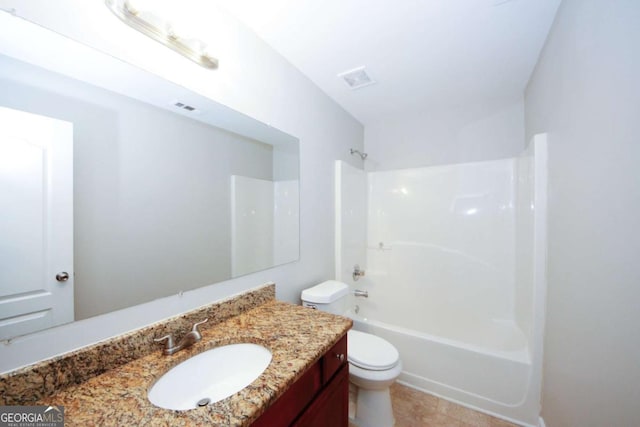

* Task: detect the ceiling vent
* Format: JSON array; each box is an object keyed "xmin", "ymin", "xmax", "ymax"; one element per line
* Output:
[
  {"xmin": 338, "ymin": 66, "xmax": 376, "ymax": 90},
  {"xmin": 172, "ymin": 101, "xmax": 199, "ymax": 113}
]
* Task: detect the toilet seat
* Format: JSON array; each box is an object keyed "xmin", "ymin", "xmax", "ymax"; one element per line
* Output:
[
  {"xmin": 349, "ymin": 359, "xmax": 404, "ymax": 390},
  {"xmin": 348, "ymin": 330, "xmax": 399, "ymax": 371}
]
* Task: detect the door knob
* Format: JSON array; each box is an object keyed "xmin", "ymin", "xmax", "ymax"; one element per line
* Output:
[{"xmin": 56, "ymin": 272, "xmax": 70, "ymax": 282}]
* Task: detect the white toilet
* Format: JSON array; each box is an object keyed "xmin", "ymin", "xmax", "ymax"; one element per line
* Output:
[{"xmin": 301, "ymin": 281, "xmax": 402, "ymax": 427}]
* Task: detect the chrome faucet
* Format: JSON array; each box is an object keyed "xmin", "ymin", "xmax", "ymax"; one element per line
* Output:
[{"xmin": 154, "ymin": 318, "xmax": 208, "ymax": 355}]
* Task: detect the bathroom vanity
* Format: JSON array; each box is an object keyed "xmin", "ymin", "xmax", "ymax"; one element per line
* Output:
[{"xmin": 0, "ymin": 284, "xmax": 351, "ymax": 426}]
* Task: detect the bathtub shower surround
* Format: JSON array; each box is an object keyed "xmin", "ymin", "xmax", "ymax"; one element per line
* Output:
[
  {"xmin": 366, "ymin": 159, "xmax": 519, "ymax": 342},
  {"xmin": 335, "ymin": 135, "xmax": 547, "ymax": 426}
]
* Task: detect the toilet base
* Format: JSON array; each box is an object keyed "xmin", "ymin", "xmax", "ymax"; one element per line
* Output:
[{"xmin": 352, "ymin": 385, "xmax": 395, "ymax": 427}]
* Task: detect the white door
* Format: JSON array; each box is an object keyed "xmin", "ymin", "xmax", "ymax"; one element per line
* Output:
[{"xmin": 0, "ymin": 106, "xmax": 73, "ymax": 340}]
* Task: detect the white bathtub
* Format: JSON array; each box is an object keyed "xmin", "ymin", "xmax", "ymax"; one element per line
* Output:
[{"xmin": 348, "ymin": 308, "xmax": 539, "ymax": 426}]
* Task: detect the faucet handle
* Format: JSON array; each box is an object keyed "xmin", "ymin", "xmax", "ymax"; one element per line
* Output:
[
  {"xmin": 154, "ymin": 334, "xmax": 174, "ymax": 350},
  {"xmin": 352, "ymin": 264, "xmax": 366, "ymax": 281},
  {"xmin": 191, "ymin": 318, "xmax": 209, "ymax": 334}
]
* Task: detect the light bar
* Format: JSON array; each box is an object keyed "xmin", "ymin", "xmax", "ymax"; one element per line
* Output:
[{"xmin": 105, "ymin": 0, "xmax": 218, "ymax": 69}]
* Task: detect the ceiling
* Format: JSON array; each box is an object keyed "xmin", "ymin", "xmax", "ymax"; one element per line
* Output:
[{"xmin": 215, "ymin": 0, "xmax": 561, "ymax": 125}]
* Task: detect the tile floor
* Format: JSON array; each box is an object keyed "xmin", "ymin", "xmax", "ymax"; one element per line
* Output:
[{"xmin": 349, "ymin": 383, "xmax": 520, "ymax": 427}]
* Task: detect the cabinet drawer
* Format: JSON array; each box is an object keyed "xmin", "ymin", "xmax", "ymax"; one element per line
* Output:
[{"xmin": 322, "ymin": 334, "xmax": 348, "ymax": 384}]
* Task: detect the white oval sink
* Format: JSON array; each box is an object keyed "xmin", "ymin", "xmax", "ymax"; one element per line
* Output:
[{"xmin": 148, "ymin": 343, "xmax": 272, "ymax": 410}]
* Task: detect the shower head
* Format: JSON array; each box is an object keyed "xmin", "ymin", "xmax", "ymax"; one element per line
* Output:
[{"xmin": 350, "ymin": 148, "xmax": 368, "ymax": 160}]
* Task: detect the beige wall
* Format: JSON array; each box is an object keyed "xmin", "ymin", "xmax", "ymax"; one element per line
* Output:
[{"xmin": 525, "ymin": 1, "xmax": 640, "ymax": 426}]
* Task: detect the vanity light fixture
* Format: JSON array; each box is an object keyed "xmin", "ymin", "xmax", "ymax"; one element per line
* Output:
[{"xmin": 105, "ymin": 0, "xmax": 218, "ymax": 69}]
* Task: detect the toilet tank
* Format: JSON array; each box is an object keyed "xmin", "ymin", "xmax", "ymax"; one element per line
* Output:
[{"xmin": 301, "ymin": 280, "xmax": 349, "ymax": 315}]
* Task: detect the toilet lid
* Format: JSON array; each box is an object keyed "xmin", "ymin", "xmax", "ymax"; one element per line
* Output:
[{"xmin": 347, "ymin": 330, "xmax": 399, "ymax": 371}]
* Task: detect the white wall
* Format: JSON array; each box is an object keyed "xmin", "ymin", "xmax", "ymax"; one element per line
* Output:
[
  {"xmin": 0, "ymin": 1, "xmax": 363, "ymax": 372},
  {"xmin": 364, "ymin": 98, "xmax": 524, "ymax": 171},
  {"xmin": 525, "ymin": 1, "xmax": 640, "ymax": 426}
]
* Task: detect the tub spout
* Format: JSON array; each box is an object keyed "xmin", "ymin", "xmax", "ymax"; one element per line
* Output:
[{"xmin": 354, "ymin": 289, "xmax": 368, "ymax": 298}]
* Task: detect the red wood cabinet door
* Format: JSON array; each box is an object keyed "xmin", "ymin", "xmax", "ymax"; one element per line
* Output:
[
  {"xmin": 252, "ymin": 333, "xmax": 349, "ymax": 427},
  {"xmin": 292, "ymin": 364, "xmax": 349, "ymax": 427},
  {"xmin": 252, "ymin": 363, "xmax": 322, "ymax": 427}
]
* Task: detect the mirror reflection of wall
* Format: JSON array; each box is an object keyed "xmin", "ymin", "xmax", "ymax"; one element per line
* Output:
[
  {"xmin": 0, "ymin": 53, "xmax": 299, "ymax": 332},
  {"xmin": 231, "ymin": 176, "xmax": 300, "ymax": 277}
]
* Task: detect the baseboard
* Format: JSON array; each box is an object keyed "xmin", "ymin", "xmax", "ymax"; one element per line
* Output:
[{"xmin": 539, "ymin": 416, "xmax": 546, "ymax": 427}]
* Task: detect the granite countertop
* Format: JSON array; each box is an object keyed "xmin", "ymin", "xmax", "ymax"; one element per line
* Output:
[{"xmin": 37, "ymin": 301, "xmax": 352, "ymax": 426}]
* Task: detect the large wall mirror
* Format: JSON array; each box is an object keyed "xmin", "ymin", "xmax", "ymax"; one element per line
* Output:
[{"xmin": 0, "ymin": 14, "xmax": 299, "ymax": 340}]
